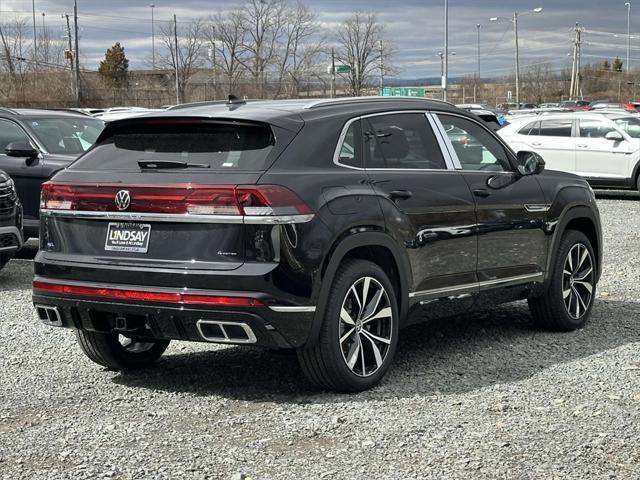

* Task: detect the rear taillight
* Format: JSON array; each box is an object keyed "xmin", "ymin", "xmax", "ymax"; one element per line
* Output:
[
  {"xmin": 40, "ymin": 183, "xmax": 312, "ymax": 217},
  {"xmin": 32, "ymin": 280, "xmax": 264, "ymax": 307}
]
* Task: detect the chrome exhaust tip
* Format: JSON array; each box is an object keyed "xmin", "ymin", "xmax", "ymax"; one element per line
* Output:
[
  {"xmin": 196, "ymin": 320, "xmax": 257, "ymax": 344},
  {"xmin": 35, "ymin": 305, "xmax": 63, "ymax": 327}
]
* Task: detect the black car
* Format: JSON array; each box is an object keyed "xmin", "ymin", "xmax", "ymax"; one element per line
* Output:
[
  {"xmin": 0, "ymin": 169, "xmax": 23, "ymax": 270},
  {"xmin": 32, "ymin": 97, "xmax": 602, "ymax": 392},
  {"xmin": 0, "ymin": 108, "xmax": 104, "ymax": 238}
]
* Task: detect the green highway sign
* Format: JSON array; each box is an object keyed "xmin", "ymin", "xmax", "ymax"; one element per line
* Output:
[{"xmin": 380, "ymin": 87, "xmax": 426, "ymax": 97}]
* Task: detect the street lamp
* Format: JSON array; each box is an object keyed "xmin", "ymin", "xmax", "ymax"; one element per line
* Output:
[
  {"xmin": 150, "ymin": 4, "xmax": 156, "ymax": 69},
  {"xmin": 437, "ymin": 51, "xmax": 456, "ymax": 101},
  {"xmin": 626, "ymin": 2, "xmax": 631, "ymax": 72},
  {"xmin": 490, "ymin": 7, "xmax": 543, "ymax": 109},
  {"xmin": 476, "ymin": 23, "xmax": 481, "ymax": 80},
  {"xmin": 444, "ymin": 0, "xmax": 449, "ymax": 101}
]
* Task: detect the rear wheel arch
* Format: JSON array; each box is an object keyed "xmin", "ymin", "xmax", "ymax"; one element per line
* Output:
[{"xmin": 307, "ymin": 230, "xmax": 411, "ymax": 348}]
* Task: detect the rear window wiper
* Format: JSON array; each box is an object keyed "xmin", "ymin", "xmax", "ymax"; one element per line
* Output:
[{"xmin": 137, "ymin": 160, "xmax": 210, "ymax": 169}]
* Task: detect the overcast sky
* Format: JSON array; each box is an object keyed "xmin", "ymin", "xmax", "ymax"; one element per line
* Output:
[{"xmin": 1, "ymin": 0, "xmax": 638, "ymax": 79}]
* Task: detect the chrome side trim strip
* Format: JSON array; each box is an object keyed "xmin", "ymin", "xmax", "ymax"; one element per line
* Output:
[
  {"xmin": 524, "ymin": 204, "xmax": 551, "ymax": 213},
  {"xmin": 410, "ymin": 273, "xmax": 544, "ymax": 299},
  {"xmin": 40, "ymin": 209, "xmax": 314, "ymax": 225},
  {"xmin": 268, "ymin": 306, "xmax": 316, "ymax": 313}
]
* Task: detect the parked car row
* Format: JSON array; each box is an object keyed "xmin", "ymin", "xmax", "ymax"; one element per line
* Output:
[{"xmin": 28, "ymin": 97, "xmax": 603, "ymax": 392}]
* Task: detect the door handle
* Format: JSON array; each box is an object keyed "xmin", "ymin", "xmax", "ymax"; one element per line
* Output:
[
  {"xmin": 473, "ymin": 189, "xmax": 491, "ymax": 198},
  {"xmin": 577, "ymin": 144, "xmax": 588, "ymax": 148},
  {"xmin": 531, "ymin": 142, "xmax": 542, "ymax": 146},
  {"xmin": 389, "ymin": 190, "xmax": 413, "ymax": 200}
]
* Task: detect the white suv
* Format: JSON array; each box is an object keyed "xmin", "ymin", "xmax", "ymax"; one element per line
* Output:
[{"xmin": 498, "ymin": 112, "xmax": 640, "ymax": 192}]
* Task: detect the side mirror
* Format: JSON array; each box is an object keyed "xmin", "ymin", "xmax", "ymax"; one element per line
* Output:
[
  {"xmin": 605, "ymin": 130, "xmax": 624, "ymax": 141},
  {"xmin": 5, "ymin": 142, "xmax": 39, "ymax": 161},
  {"xmin": 517, "ymin": 151, "xmax": 545, "ymax": 176}
]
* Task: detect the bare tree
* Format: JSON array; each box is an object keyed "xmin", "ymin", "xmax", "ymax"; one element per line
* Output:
[
  {"xmin": 335, "ymin": 11, "xmax": 391, "ymax": 96},
  {"xmin": 0, "ymin": 19, "xmax": 31, "ymax": 99},
  {"xmin": 209, "ymin": 10, "xmax": 248, "ymax": 97},
  {"xmin": 36, "ymin": 25, "xmax": 66, "ymax": 70},
  {"xmin": 521, "ymin": 61, "xmax": 557, "ymax": 103},
  {"xmin": 158, "ymin": 18, "xmax": 206, "ymax": 103},
  {"xmin": 237, "ymin": 0, "xmax": 288, "ymax": 97}
]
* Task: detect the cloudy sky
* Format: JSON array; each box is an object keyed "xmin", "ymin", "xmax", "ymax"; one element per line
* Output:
[{"xmin": 1, "ymin": 0, "xmax": 638, "ymax": 79}]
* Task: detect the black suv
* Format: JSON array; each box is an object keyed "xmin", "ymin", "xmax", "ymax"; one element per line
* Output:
[
  {"xmin": 33, "ymin": 98, "xmax": 602, "ymax": 392},
  {"xmin": 0, "ymin": 108, "xmax": 104, "ymax": 238},
  {"xmin": 0, "ymin": 169, "xmax": 23, "ymax": 270}
]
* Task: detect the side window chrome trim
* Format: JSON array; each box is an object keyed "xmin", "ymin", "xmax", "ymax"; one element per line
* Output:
[
  {"xmin": 431, "ymin": 111, "xmax": 517, "ymax": 173},
  {"xmin": 428, "ymin": 112, "xmax": 461, "ymax": 169},
  {"xmin": 333, "ymin": 110, "xmax": 457, "ymax": 172}
]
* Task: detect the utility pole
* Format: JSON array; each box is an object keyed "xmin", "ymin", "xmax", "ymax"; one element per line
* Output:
[
  {"xmin": 569, "ymin": 23, "xmax": 583, "ymax": 100},
  {"xmin": 150, "ymin": 4, "xmax": 155, "ymax": 69},
  {"xmin": 476, "ymin": 23, "xmax": 481, "ymax": 80},
  {"xmin": 379, "ymin": 39, "xmax": 384, "ymax": 93},
  {"xmin": 173, "ymin": 14, "xmax": 180, "ymax": 105},
  {"xmin": 73, "ymin": 0, "xmax": 80, "ymax": 105},
  {"xmin": 63, "ymin": 13, "xmax": 75, "ymax": 98},
  {"xmin": 626, "ymin": 2, "xmax": 631, "ymax": 72},
  {"xmin": 514, "ymin": 11, "xmax": 520, "ymax": 109},
  {"xmin": 330, "ymin": 47, "xmax": 336, "ymax": 98},
  {"xmin": 32, "ymin": 0, "xmax": 37, "ymax": 88},
  {"xmin": 211, "ymin": 25, "xmax": 217, "ymax": 100},
  {"xmin": 443, "ymin": 0, "xmax": 449, "ymax": 102}
]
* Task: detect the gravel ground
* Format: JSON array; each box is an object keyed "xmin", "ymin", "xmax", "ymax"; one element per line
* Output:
[{"xmin": 1, "ymin": 192, "xmax": 639, "ymax": 480}]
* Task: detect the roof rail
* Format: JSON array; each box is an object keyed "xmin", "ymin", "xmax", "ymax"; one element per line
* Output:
[
  {"xmin": 166, "ymin": 100, "xmax": 230, "ymax": 111},
  {"xmin": 303, "ymin": 96, "xmax": 453, "ymax": 110},
  {"xmin": 0, "ymin": 107, "xmax": 19, "ymax": 115}
]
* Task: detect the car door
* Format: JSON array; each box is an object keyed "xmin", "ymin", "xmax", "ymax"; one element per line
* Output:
[
  {"xmin": 360, "ymin": 112, "xmax": 478, "ymax": 315},
  {"xmin": 525, "ymin": 118, "xmax": 576, "ymax": 173},
  {"xmin": 0, "ymin": 118, "xmax": 43, "ymax": 223},
  {"xmin": 434, "ymin": 112, "xmax": 548, "ymax": 287},
  {"xmin": 575, "ymin": 118, "xmax": 633, "ymax": 179}
]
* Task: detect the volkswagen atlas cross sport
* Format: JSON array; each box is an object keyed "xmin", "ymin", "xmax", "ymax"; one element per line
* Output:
[{"xmin": 32, "ymin": 97, "xmax": 602, "ymax": 392}]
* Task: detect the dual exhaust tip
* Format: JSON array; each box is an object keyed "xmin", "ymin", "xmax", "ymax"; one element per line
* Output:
[{"xmin": 35, "ymin": 305, "xmax": 63, "ymax": 327}]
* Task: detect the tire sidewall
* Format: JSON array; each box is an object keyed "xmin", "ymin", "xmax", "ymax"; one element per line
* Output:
[{"xmin": 323, "ymin": 260, "xmax": 399, "ymax": 391}]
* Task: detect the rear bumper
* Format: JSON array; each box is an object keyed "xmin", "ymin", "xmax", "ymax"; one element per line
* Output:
[
  {"xmin": 0, "ymin": 225, "xmax": 23, "ymax": 254},
  {"xmin": 32, "ymin": 277, "xmax": 316, "ymax": 348}
]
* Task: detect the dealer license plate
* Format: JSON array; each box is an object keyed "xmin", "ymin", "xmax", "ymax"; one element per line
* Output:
[{"xmin": 105, "ymin": 222, "xmax": 151, "ymax": 253}]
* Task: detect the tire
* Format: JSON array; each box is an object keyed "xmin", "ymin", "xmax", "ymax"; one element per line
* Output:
[
  {"xmin": 75, "ymin": 330, "xmax": 170, "ymax": 370},
  {"xmin": 297, "ymin": 259, "xmax": 399, "ymax": 392},
  {"xmin": 529, "ymin": 229, "xmax": 597, "ymax": 331},
  {"xmin": 0, "ymin": 253, "xmax": 12, "ymax": 271}
]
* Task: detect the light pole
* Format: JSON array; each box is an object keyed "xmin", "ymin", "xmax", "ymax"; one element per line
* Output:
[
  {"xmin": 150, "ymin": 4, "xmax": 156, "ymax": 69},
  {"xmin": 490, "ymin": 7, "xmax": 542, "ymax": 109},
  {"xmin": 444, "ymin": 0, "xmax": 449, "ymax": 101},
  {"xmin": 626, "ymin": 2, "xmax": 631, "ymax": 72},
  {"xmin": 437, "ymin": 51, "xmax": 456, "ymax": 100},
  {"xmin": 476, "ymin": 23, "xmax": 481, "ymax": 80}
]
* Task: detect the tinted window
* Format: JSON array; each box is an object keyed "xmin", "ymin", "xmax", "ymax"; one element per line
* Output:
[
  {"xmin": 0, "ymin": 119, "xmax": 32, "ymax": 151},
  {"xmin": 612, "ymin": 117, "xmax": 640, "ymax": 138},
  {"xmin": 579, "ymin": 119, "xmax": 617, "ymax": 138},
  {"xmin": 71, "ymin": 121, "xmax": 275, "ymax": 171},
  {"xmin": 437, "ymin": 114, "xmax": 511, "ymax": 172},
  {"xmin": 519, "ymin": 121, "xmax": 540, "ymax": 135},
  {"xmin": 28, "ymin": 117, "xmax": 104, "ymax": 155},
  {"xmin": 539, "ymin": 119, "xmax": 572, "ymax": 137},
  {"xmin": 364, "ymin": 113, "xmax": 446, "ymax": 170},
  {"xmin": 337, "ymin": 120, "xmax": 362, "ymax": 168}
]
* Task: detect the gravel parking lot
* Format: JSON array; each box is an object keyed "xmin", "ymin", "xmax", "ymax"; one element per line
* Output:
[{"xmin": 1, "ymin": 192, "xmax": 639, "ymax": 480}]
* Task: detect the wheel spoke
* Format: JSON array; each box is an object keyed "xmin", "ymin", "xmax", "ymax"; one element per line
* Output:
[
  {"xmin": 340, "ymin": 307, "xmax": 355, "ymax": 325},
  {"xmin": 574, "ymin": 267, "xmax": 593, "ymax": 281},
  {"xmin": 573, "ymin": 286, "xmax": 589, "ymax": 313},
  {"xmin": 363, "ymin": 333, "xmax": 384, "ymax": 369},
  {"xmin": 360, "ymin": 277, "xmax": 371, "ymax": 315},
  {"xmin": 563, "ymin": 288, "xmax": 572, "ymax": 299},
  {"xmin": 361, "ymin": 288, "xmax": 383, "ymax": 321},
  {"xmin": 349, "ymin": 285, "xmax": 362, "ymax": 313},
  {"xmin": 360, "ymin": 335, "xmax": 366, "ymax": 374},
  {"xmin": 361, "ymin": 329, "xmax": 391, "ymax": 345},
  {"xmin": 362, "ymin": 307, "xmax": 392, "ymax": 324},
  {"xmin": 574, "ymin": 280, "xmax": 593, "ymax": 294},
  {"xmin": 578, "ymin": 246, "xmax": 589, "ymax": 269},
  {"xmin": 567, "ymin": 249, "xmax": 574, "ymax": 271},
  {"xmin": 345, "ymin": 337, "xmax": 361, "ymax": 370},
  {"xmin": 340, "ymin": 327, "xmax": 355, "ymax": 344},
  {"xmin": 573, "ymin": 288, "xmax": 581, "ymax": 317}
]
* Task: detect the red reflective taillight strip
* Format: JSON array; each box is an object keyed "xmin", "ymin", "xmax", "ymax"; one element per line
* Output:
[
  {"xmin": 40, "ymin": 183, "xmax": 312, "ymax": 216},
  {"xmin": 32, "ymin": 281, "xmax": 264, "ymax": 307}
]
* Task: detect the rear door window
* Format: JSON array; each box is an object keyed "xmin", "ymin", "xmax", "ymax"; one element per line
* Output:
[
  {"xmin": 579, "ymin": 119, "xmax": 617, "ymax": 138},
  {"xmin": 363, "ymin": 113, "xmax": 446, "ymax": 170},
  {"xmin": 538, "ymin": 119, "xmax": 573, "ymax": 137},
  {"xmin": 71, "ymin": 120, "xmax": 276, "ymax": 171}
]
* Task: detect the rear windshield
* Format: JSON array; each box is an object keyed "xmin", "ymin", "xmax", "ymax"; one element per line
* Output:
[{"xmin": 70, "ymin": 120, "xmax": 276, "ymax": 171}]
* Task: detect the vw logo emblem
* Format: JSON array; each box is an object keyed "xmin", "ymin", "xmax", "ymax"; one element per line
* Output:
[{"xmin": 115, "ymin": 190, "xmax": 131, "ymax": 211}]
